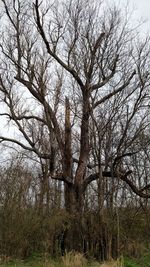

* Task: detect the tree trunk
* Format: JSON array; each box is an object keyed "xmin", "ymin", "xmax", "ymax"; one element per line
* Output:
[{"xmin": 62, "ymin": 182, "xmax": 85, "ymax": 253}]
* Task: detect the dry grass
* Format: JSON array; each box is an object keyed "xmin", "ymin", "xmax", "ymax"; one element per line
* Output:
[
  {"xmin": 61, "ymin": 252, "xmax": 124, "ymax": 267},
  {"xmin": 100, "ymin": 258, "xmax": 124, "ymax": 267},
  {"xmin": 0, "ymin": 252, "xmax": 124, "ymax": 267},
  {"xmin": 62, "ymin": 252, "xmax": 87, "ymax": 267}
]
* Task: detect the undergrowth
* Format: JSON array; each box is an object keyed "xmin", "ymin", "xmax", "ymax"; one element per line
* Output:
[{"xmin": 0, "ymin": 252, "xmax": 150, "ymax": 267}]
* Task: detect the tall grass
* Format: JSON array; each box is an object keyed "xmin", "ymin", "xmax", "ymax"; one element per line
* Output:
[
  {"xmin": 100, "ymin": 258, "xmax": 124, "ymax": 267},
  {"xmin": 62, "ymin": 252, "xmax": 87, "ymax": 267},
  {"xmin": 0, "ymin": 252, "xmax": 125, "ymax": 267},
  {"xmin": 61, "ymin": 252, "xmax": 124, "ymax": 267}
]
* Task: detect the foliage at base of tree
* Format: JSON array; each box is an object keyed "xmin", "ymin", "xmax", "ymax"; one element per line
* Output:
[
  {"xmin": 0, "ymin": 253, "xmax": 150, "ymax": 267},
  {"xmin": 0, "ymin": 158, "xmax": 149, "ymax": 260}
]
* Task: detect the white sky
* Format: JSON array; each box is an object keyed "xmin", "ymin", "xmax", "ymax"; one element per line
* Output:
[
  {"xmin": 118, "ymin": 0, "xmax": 150, "ymax": 33},
  {"xmin": 133, "ymin": 0, "xmax": 150, "ymax": 21}
]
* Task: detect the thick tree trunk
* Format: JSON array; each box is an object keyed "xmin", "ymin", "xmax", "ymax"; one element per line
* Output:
[
  {"xmin": 62, "ymin": 182, "xmax": 85, "ymax": 253},
  {"xmin": 62, "ymin": 90, "xmax": 91, "ymax": 253},
  {"xmin": 64, "ymin": 96, "xmax": 85, "ymax": 214},
  {"xmin": 65, "ymin": 183, "xmax": 83, "ymax": 213},
  {"xmin": 61, "ymin": 97, "xmax": 85, "ymax": 252}
]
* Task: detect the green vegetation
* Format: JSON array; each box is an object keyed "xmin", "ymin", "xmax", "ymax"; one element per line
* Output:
[
  {"xmin": 124, "ymin": 253, "xmax": 150, "ymax": 267},
  {"xmin": 0, "ymin": 253, "xmax": 150, "ymax": 267}
]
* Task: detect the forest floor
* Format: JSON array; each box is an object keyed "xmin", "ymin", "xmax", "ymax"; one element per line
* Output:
[{"xmin": 0, "ymin": 252, "xmax": 150, "ymax": 267}]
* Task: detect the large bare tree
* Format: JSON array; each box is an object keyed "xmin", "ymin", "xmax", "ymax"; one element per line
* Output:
[{"xmin": 0, "ymin": 0, "xmax": 150, "ymax": 229}]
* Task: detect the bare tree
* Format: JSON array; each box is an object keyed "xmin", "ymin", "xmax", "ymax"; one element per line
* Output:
[{"xmin": 0, "ymin": 0, "xmax": 150, "ymax": 256}]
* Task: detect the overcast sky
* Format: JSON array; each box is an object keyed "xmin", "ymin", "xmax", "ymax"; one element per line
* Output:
[{"xmin": 118, "ymin": 0, "xmax": 150, "ymax": 33}]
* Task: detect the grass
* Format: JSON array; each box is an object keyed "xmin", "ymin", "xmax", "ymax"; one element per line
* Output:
[
  {"xmin": 124, "ymin": 252, "xmax": 150, "ymax": 267},
  {"xmin": 0, "ymin": 252, "xmax": 150, "ymax": 267},
  {"xmin": 0, "ymin": 255, "xmax": 123, "ymax": 267}
]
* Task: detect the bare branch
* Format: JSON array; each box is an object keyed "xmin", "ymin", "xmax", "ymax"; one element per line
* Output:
[
  {"xmin": 51, "ymin": 173, "xmax": 73, "ymax": 185},
  {"xmin": 91, "ymin": 54, "xmax": 119, "ymax": 91},
  {"xmin": 120, "ymin": 171, "xmax": 150, "ymax": 198},
  {"xmin": 93, "ymin": 70, "xmax": 136, "ymax": 109},
  {"xmin": 34, "ymin": 0, "xmax": 84, "ymax": 88},
  {"xmin": 0, "ymin": 136, "xmax": 51, "ymax": 159}
]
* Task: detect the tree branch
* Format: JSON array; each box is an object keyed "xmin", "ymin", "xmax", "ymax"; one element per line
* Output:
[
  {"xmin": 15, "ymin": 76, "xmax": 64, "ymax": 154},
  {"xmin": 0, "ymin": 136, "xmax": 51, "ymax": 159},
  {"xmin": 91, "ymin": 54, "xmax": 119, "ymax": 91},
  {"xmin": 73, "ymin": 157, "xmax": 105, "ymax": 169},
  {"xmin": 51, "ymin": 173, "xmax": 73, "ymax": 185},
  {"xmin": 82, "ymin": 172, "xmax": 99, "ymax": 193},
  {"xmin": 34, "ymin": 0, "xmax": 84, "ymax": 88},
  {"xmin": 113, "ymin": 151, "xmax": 138, "ymax": 168},
  {"xmin": 93, "ymin": 70, "xmax": 136, "ymax": 109},
  {"xmin": 120, "ymin": 171, "xmax": 150, "ymax": 198},
  {"xmin": 81, "ymin": 169, "xmax": 150, "ymax": 199}
]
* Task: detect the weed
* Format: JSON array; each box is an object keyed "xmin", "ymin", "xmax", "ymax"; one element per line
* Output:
[{"xmin": 62, "ymin": 251, "xmax": 87, "ymax": 267}]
